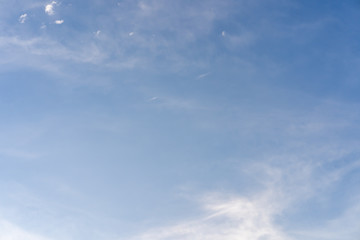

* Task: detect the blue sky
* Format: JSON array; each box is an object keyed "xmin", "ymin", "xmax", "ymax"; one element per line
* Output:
[{"xmin": 0, "ymin": 0, "xmax": 360, "ymax": 239}]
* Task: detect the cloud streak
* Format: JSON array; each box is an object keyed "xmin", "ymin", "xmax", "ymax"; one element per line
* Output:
[
  {"xmin": 124, "ymin": 97, "xmax": 360, "ymax": 240},
  {"xmin": 18, "ymin": 13, "xmax": 27, "ymax": 23},
  {"xmin": 127, "ymin": 154, "xmax": 360, "ymax": 240},
  {"xmin": 130, "ymin": 193, "xmax": 290, "ymax": 240},
  {"xmin": 196, "ymin": 72, "xmax": 210, "ymax": 79}
]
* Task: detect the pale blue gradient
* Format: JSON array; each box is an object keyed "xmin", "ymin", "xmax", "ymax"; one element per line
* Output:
[{"xmin": 0, "ymin": 0, "xmax": 359, "ymax": 239}]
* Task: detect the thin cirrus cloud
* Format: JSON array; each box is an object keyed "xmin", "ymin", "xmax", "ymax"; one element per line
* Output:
[
  {"xmin": 0, "ymin": 34, "xmax": 105, "ymax": 66},
  {"xmin": 4, "ymin": 1, "xmax": 248, "ymax": 72},
  {"xmin": 130, "ymin": 193, "xmax": 289, "ymax": 240},
  {"xmin": 0, "ymin": 1, "xmax": 359, "ymax": 240},
  {"xmin": 138, "ymin": 97, "xmax": 360, "ymax": 240},
  {"xmin": 196, "ymin": 72, "xmax": 210, "ymax": 79},
  {"xmin": 129, "ymin": 148, "xmax": 360, "ymax": 240}
]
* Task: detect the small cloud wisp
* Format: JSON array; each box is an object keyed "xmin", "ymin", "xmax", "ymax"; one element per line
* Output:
[
  {"xmin": 45, "ymin": 1, "xmax": 57, "ymax": 16},
  {"xmin": 18, "ymin": 13, "xmax": 27, "ymax": 24}
]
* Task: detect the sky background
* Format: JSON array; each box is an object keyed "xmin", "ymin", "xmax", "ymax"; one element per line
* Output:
[{"xmin": 0, "ymin": 0, "xmax": 360, "ymax": 239}]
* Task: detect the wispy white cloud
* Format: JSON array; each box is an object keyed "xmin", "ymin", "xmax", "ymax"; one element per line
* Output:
[
  {"xmin": 98, "ymin": 0, "xmax": 239, "ymax": 69},
  {"xmin": 137, "ymin": 1, "xmax": 157, "ymax": 15},
  {"xmin": 45, "ymin": 1, "xmax": 57, "ymax": 16},
  {"xmin": 123, "ymin": 99, "xmax": 360, "ymax": 239},
  {"xmin": 0, "ymin": 35, "xmax": 105, "ymax": 65},
  {"xmin": 130, "ymin": 192, "xmax": 290, "ymax": 240},
  {"xmin": 54, "ymin": 19, "xmax": 64, "ymax": 24},
  {"xmin": 18, "ymin": 13, "xmax": 27, "ymax": 24},
  {"xmin": 0, "ymin": 220, "xmax": 50, "ymax": 240},
  {"xmin": 147, "ymin": 95, "xmax": 204, "ymax": 111},
  {"xmin": 196, "ymin": 72, "xmax": 210, "ymax": 79},
  {"xmin": 127, "ymin": 153, "xmax": 360, "ymax": 240},
  {"xmin": 0, "ymin": 0, "xmax": 344, "ymax": 74},
  {"xmin": 148, "ymin": 96, "xmax": 159, "ymax": 102},
  {"xmin": 1, "ymin": 0, "xmax": 257, "ymax": 72},
  {"xmin": 95, "ymin": 30, "xmax": 101, "ymax": 37}
]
